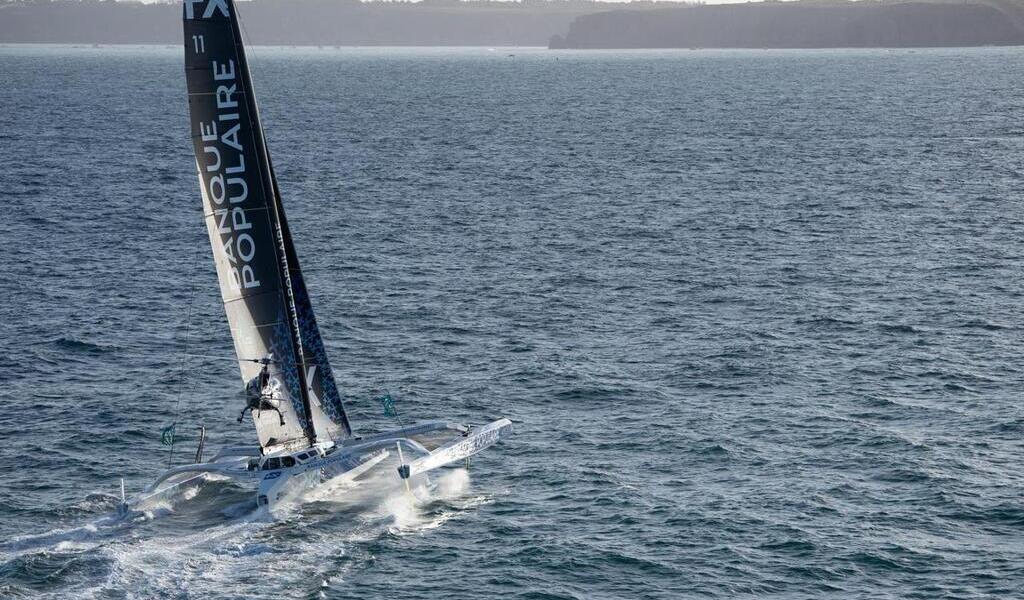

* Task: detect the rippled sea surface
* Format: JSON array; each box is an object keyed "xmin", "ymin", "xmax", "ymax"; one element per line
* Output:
[{"xmin": 2, "ymin": 44, "xmax": 1023, "ymax": 599}]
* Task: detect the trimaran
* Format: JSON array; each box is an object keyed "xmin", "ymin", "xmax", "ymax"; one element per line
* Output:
[{"xmin": 124, "ymin": 0, "xmax": 511, "ymax": 513}]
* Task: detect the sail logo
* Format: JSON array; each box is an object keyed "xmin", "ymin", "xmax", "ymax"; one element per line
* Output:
[
  {"xmin": 305, "ymin": 365, "xmax": 322, "ymax": 408},
  {"xmin": 196, "ymin": 58, "xmax": 262, "ymax": 292},
  {"xmin": 184, "ymin": 0, "xmax": 229, "ymax": 20}
]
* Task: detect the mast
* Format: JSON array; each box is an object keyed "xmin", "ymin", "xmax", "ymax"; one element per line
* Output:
[
  {"xmin": 184, "ymin": 0, "xmax": 313, "ymax": 450},
  {"xmin": 223, "ymin": 4, "xmax": 317, "ymax": 446},
  {"xmin": 183, "ymin": 0, "xmax": 352, "ymax": 450}
]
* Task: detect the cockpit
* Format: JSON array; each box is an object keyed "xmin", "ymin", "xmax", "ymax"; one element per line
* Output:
[{"xmin": 246, "ymin": 448, "xmax": 321, "ymax": 471}]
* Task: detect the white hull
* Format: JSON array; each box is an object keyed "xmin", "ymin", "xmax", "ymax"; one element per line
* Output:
[
  {"xmin": 256, "ymin": 448, "xmax": 389, "ymax": 509},
  {"xmin": 134, "ymin": 418, "xmax": 512, "ymax": 514}
]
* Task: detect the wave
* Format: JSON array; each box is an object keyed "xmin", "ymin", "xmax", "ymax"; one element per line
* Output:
[
  {"xmin": 1, "ymin": 466, "xmax": 487, "ymax": 598},
  {"xmin": 42, "ymin": 337, "xmax": 118, "ymax": 355}
]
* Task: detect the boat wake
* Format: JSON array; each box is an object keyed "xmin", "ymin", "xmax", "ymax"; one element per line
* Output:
[
  {"xmin": 0, "ymin": 468, "xmax": 486, "ymax": 598},
  {"xmin": 375, "ymin": 468, "xmax": 476, "ymax": 532},
  {"xmin": 295, "ymin": 464, "xmax": 483, "ymax": 534}
]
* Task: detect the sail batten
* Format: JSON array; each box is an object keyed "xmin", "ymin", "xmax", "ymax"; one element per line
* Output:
[{"xmin": 184, "ymin": 0, "xmax": 351, "ymax": 452}]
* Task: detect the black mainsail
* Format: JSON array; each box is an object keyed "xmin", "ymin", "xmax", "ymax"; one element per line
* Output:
[{"xmin": 184, "ymin": 0, "xmax": 351, "ymax": 452}]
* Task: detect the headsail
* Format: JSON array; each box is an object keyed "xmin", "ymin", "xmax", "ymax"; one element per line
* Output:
[
  {"xmin": 276, "ymin": 200, "xmax": 354, "ymax": 439},
  {"xmin": 183, "ymin": 0, "xmax": 351, "ymax": 451}
]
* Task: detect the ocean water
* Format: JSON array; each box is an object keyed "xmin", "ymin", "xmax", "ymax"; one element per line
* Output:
[{"xmin": 1, "ymin": 44, "xmax": 1023, "ymax": 599}]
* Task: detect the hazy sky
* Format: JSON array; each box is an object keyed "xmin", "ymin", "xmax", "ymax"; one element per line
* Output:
[{"xmin": 128, "ymin": 0, "xmax": 760, "ymax": 4}]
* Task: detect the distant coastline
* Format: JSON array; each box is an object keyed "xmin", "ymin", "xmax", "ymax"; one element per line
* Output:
[
  {"xmin": 0, "ymin": 0, "xmax": 594, "ymax": 47},
  {"xmin": 550, "ymin": 1, "xmax": 1024, "ymax": 49},
  {"xmin": 2, "ymin": 0, "xmax": 1023, "ymax": 49}
]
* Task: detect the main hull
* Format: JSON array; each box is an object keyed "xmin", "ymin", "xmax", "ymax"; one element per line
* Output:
[
  {"xmin": 136, "ymin": 419, "xmax": 512, "ymax": 515},
  {"xmin": 257, "ymin": 447, "xmax": 389, "ymax": 509}
]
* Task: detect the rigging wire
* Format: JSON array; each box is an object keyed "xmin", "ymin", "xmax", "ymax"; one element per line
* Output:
[
  {"xmin": 236, "ymin": 3, "xmax": 261, "ymax": 82},
  {"xmin": 165, "ymin": 246, "xmax": 202, "ymax": 469}
]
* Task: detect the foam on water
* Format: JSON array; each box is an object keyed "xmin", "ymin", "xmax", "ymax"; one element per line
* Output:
[
  {"xmin": 435, "ymin": 468, "xmax": 471, "ymax": 499},
  {"xmin": 2, "ymin": 523, "xmax": 102, "ymax": 556},
  {"xmin": 2, "ymin": 462, "xmax": 479, "ymax": 598}
]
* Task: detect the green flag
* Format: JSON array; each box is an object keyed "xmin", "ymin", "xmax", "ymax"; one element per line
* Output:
[
  {"xmin": 160, "ymin": 424, "xmax": 176, "ymax": 446},
  {"xmin": 381, "ymin": 394, "xmax": 397, "ymax": 418}
]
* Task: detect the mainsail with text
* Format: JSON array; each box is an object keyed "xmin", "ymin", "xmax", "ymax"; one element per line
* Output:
[{"xmin": 183, "ymin": 0, "xmax": 352, "ymax": 451}]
